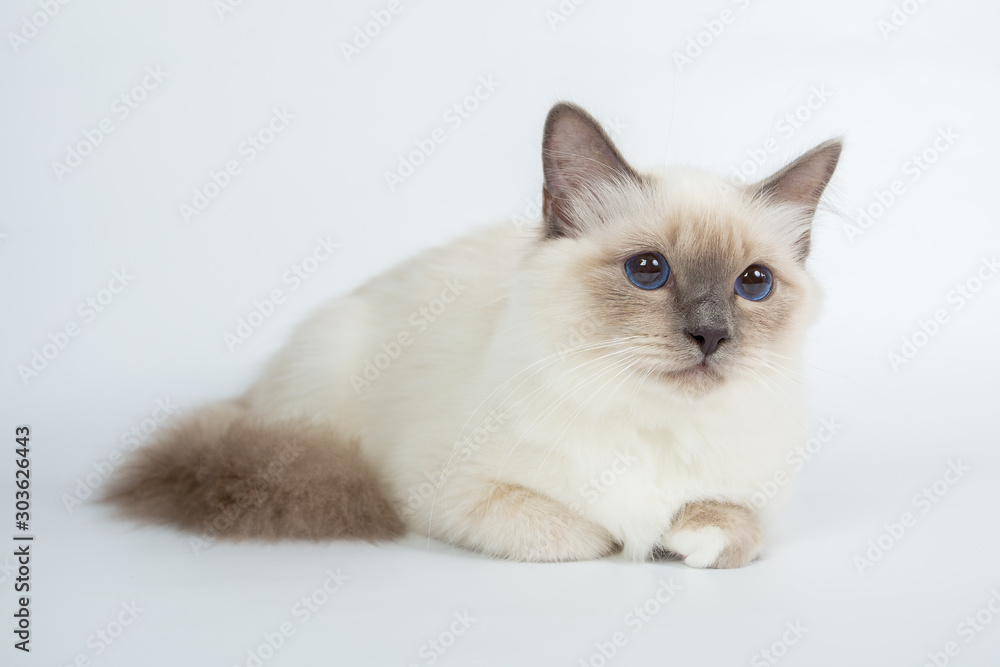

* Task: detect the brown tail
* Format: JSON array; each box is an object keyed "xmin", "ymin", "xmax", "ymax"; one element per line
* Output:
[{"xmin": 103, "ymin": 402, "xmax": 404, "ymax": 542}]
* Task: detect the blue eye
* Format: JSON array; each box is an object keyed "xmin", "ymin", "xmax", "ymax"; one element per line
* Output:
[
  {"xmin": 625, "ymin": 252, "xmax": 669, "ymax": 290},
  {"xmin": 735, "ymin": 264, "xmax": 773, "ymax": 301}
]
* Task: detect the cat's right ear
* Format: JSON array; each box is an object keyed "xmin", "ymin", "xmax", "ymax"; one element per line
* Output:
[
  {"xmin": 541, "ymin": 102, "xmax": 640, "ymax": 239},
  {"xmin": 750, "ymin": 139, "xmax": 842, "ymax": 261}
]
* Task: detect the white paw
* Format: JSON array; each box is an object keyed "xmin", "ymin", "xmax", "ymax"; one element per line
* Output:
[{"xmin": 662, "ymin": 526, "xmax": 727, "ymax": 569}]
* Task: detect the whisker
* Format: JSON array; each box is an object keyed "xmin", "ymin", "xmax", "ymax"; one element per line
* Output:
[
  {"xmin": 426, "ymin": 340, "xmax": 641, "ymax": 545},
  {"xmin": 484, "ymin": 353, "xmax": 640, "ymax": 517},
  {"xmin": 519, "ymin": 356, "xmax": 644, "ymax": 516}
]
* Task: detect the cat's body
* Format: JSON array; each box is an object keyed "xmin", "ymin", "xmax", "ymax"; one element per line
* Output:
[{"xmin": 107, "ymin": 103, "xmax": 841, "ymax": 567}]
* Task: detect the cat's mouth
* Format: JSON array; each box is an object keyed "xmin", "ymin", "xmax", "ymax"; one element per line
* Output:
[
  {"xmin": 625, "ymin": 339, "xmax": 731, "ymax": 391},
  {"xmin": 657, "ymin": 358, "xmax": 727, "ymax": 388}
]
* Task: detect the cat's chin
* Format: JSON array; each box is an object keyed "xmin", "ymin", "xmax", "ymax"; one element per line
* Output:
[{"xmin": 656, "ymin": 360, "xmax": 729, "ymax": 396}]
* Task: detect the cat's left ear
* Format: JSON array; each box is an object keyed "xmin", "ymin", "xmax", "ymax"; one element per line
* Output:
[
  {"xmin": 541, "ymin": 102, "xmax": 641, "ymax": 238},
  {"xmin": 752, "ymin": 139, "xmax": 842, "ymax": 260}
]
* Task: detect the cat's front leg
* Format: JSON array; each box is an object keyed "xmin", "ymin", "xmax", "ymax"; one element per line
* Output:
[
  {"xmin": 660, "ymin": 501, "xmax": 763, "ymax": 568},
  {"xmin": 441, "ymin": 481, "xmax": 619, "ymax": 562}
]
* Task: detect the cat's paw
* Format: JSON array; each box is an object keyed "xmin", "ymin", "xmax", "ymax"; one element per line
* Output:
[
  {"xmin": 660, "ymin": 501, "xmax": 762, "ymax": 569},
  {"xmin": 516, "ymin": 519, "xmax": 619, "ymax": 563},
  {"xmin": 459, "ymin": 482, "xmax": 618, "ymax": 562}
]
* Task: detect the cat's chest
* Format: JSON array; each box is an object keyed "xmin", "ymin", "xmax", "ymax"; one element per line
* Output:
[{"xmin": 501, "ymin": 385, "xmax": 801, "ymax": 510}]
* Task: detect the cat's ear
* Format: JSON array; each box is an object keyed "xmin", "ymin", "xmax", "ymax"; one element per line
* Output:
[
  {"xmin": 542, "ymin": 102, "xmax": 640, "ymax": 239},
  {"xmin": 751, "ymin": 139, "xmax": 842, "ymax": 260}
]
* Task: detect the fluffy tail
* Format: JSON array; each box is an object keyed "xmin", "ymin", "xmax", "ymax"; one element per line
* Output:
[{"xmin": 103, "ymin": 401, "xmax": 405, "ymax": 541}]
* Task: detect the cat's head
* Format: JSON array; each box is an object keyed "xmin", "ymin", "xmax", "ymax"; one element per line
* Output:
[{"xmin": 521, "ymin": 102, "xmax": 840, "ymax": 397}]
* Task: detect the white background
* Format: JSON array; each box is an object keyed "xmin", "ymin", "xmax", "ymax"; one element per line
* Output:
[{"xmin": 2, "ymin": 0, "xmax": 1000, "ymax": 665}]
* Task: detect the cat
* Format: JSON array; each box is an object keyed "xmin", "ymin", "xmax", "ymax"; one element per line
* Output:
[{"xmin": 105, "ymin": 101, "xmax": 841, "ymax": 568}]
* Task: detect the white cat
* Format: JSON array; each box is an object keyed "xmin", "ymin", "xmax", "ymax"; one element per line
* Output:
[{"xmin": 107, "ymin": 102, "xmax": 841, "ymax": 568}]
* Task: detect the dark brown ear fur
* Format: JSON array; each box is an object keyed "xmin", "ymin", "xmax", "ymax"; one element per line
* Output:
[{"xmin": 102, "ymin": 402, "xmax": 404, "ymax": 542}]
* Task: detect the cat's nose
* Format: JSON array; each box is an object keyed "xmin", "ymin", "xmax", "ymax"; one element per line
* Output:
[{"xmin": 686, "ymin": 327, "xmax": 728, "ymax": 356}]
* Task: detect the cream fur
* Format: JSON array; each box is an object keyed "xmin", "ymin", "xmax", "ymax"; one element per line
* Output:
[
  {"xmin": 109, "ymin": 103, "xmax": 839, "ymax": 567},
  {"xmin": 243, "ymin": 166, "xmax": 820, "ymax": 564}
]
